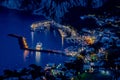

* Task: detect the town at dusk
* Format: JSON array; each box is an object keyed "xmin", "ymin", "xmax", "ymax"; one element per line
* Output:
[{"xmin": 0, "ymin": 0, "xmax": 120, "ymax": 80}]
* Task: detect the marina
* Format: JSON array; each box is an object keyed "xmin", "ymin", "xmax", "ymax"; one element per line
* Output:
[{"xmin": 0, "ymin": 0, "xmax": 120, "ymax": 79}]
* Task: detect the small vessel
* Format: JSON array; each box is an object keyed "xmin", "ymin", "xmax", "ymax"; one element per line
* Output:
[{"xmin": 36, "ymin": 42, "xmax": 42, "ymax": 50}]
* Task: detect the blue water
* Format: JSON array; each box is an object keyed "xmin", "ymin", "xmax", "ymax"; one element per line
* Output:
[{"xmin": 0, "ymin": 8, "xmax": 69, "ymax": 75}]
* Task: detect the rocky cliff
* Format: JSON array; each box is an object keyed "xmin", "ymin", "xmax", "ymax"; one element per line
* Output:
[{"xmin": 0, "ymin": 0, "xmax": 108, "ymax": 22}]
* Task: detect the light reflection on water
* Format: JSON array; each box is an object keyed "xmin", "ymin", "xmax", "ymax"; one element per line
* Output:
[
  {"xmin": 34, "ymin": 29, "xmax": 61, "ymax": 64},
  {"xmin": 31, "ymin": 31, "xmax": 34, "ymax": 46},
  {"xmin": 35, "ymin": 52, "xmax": 41, "ymax": 65},
  {"xmin": 0, "ymin": 8, "xmax": 69, "ymax": 75},
  {"xmin": 24, "ymin": 27, "xmax": 65, "ymax": 65},
  {"xmin": 61, "ymin": 36, "xmax": 65, "ymax": 48},
  {"xmin": 23, "ymin": 50, "xmax": 29, "ymax": 62}
]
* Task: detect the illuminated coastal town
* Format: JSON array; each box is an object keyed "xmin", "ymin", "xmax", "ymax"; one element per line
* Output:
[{"xmin": 0, "ymin": 0, "xmax": 120, "ymax": 80}]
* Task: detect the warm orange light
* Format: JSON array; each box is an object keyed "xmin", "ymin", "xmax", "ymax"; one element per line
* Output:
[
  {"xmin": 77, "ymin": 54, "xmax": 84, "ymax": 59},
  {"xmin": 24, "ymin": 50, "xmax": 29, "ymax": 61},
  {"xmin": 22, "ymin": 37, "xmax": 28, "ymax": 48},
  {"xmin": 85, "ymin": 36, "xmax": 95, "ymax": 45}
]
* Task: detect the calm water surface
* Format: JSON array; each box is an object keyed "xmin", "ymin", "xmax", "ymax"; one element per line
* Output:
[{"xmin": 0, "ymin": 8, "xmax": 69, "ymax": 75}]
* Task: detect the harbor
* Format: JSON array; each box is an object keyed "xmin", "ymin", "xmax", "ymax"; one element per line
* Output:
[{"xmin": 0, "ymin": 0, "xmax": 120, "ymax": 79}]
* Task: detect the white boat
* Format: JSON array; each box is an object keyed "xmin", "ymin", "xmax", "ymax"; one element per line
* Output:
[{"xmin": 36, "ymin": 42, "xmax": 42, "ymax": 50}]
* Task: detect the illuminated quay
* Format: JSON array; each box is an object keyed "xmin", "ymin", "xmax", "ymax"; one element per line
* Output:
[{"xmin": 7, "ymin": 17, "xmax": 120, "ymax": 79}]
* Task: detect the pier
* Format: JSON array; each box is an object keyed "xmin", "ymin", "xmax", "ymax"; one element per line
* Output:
[{"xmin": 8, "ymin": 34, "xmax": 66, "ymax": 56}]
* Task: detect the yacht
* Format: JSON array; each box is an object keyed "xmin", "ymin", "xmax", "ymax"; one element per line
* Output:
[{"xmin": 36, "ymin": 42, "xmax": 42, "ymax": 50}]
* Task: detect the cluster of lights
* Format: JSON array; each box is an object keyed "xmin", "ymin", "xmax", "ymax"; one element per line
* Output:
[
  {"xmin": 31, "ymin": 21, "xmax": 51, "ymax": 31},
  {"xmin": 85, "ymin": 36, "xmax": 96, "ymax": 45},
  {"xmin": 22, "ymin": 37, "xmax": 28, "ymax": 48},
  {"xmin": 100, "ymin": 70, "xmax": 110, "ymax": 75},
  {"xmin": 66, "ymin": 52, "xmax": 77, "ymax": 57}
]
